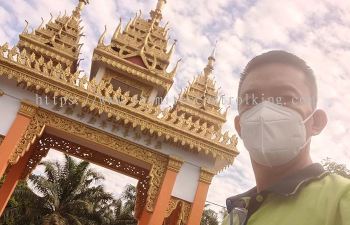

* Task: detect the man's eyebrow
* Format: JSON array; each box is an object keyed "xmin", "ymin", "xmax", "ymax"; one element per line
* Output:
[
  {"xmin": 240, "ymin": 84, "xmax": 302, "ymax": 97},
  {"xmin": 240, "ymin": 88, "xmax": 262, "ymax": 97},
  {"xmin": 271, "ymin": 84, "xmax": 302, "ymax": 95}
]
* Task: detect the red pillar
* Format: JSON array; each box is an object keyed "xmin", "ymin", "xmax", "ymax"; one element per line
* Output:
[
  {"xmin": 137, "ymin": 156, "xmax": 183, "ymax": 225},
  {"xmin": 0, "ymin": 101, "xmax": 37, "ymax": 216},
  {"xmin": 0, "ymin": 149, "xmax": 32, "ymax": 215},
  {"xmin": 137, "ymin": 209, "xmax": 152, "ymax": 225},
  {"xmin": 0, "ymin": 113, "xmax": 32, "ymax": 178},
  {"xmin": 187, "ymin": 168, "xmax": 215, "ymax": 225},
  {"xmin": 147, "ymin": 168, "xmax": 178, "ymax": 225}
]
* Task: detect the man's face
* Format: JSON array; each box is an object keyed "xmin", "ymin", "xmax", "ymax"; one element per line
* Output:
[{"xmin": 236, "ymin": 63, "xmax": 317, "ymax": 142}]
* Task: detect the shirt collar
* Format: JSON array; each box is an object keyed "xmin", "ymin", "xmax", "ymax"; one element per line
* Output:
[{"xmin": 226, "ymin": 163, "xmax": 328, "ymax": 212}]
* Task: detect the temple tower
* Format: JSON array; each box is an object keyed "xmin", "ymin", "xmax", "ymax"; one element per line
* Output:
[
  {"xmin": 17, "ymin": 0, "xmax": 89, "ymax": 73},
  {"xmin": 172, "ymin": 45, "xmax": 228, "ymax": 132},
  {"xmin": 90, "ymin": 0, "xmax": 179, "ymax": 103}
]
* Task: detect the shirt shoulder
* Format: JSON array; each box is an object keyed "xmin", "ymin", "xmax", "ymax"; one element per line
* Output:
[{"xmin": 318, "ymin": 173, "xmax": 350, "ymax": 192}]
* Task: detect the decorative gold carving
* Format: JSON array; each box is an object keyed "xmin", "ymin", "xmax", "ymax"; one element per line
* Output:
[
  {"xmin": 18, "ymin": 100, "xmax": 38, "ymax": 118},
  {"xmin": 172, "ymin": 47, "xmax": 228, "ymax": 132},
  {"xmin": 90, "ymin": 0, "xmax": 181, "ymax": 100},
  {"xmin": 0, "ymin": 89, "xmax": 4, "ymax": 97},
  {"xmin": 199, "ymin": 168, "xmax": 216, "ymax": 184},
  {"xmin": 17, "ymin": 0, "xmax": 89, "ymax": 72},
  {"xmin": 164, "ymin": 197, "xmax": 192, "ymax": 225},
  {"xmin": 167, "ymin": 156, "xmax": 183, "ymax": 173},
  {"xmin": 22, "ymin": 133, "xmax": 150, "ymax": 218},
  {"xmin": 92, "ymin": 49, "xmax": 173, "ymax": 93},
  {"xmin": 135, "ymin": 176, "xmax": 149, "ymax": 219},
  {"xmin": 10, "ymin": 108, "xmax": 168, "ymax": 212},
  {"xmin": 103, "ymin": 67, "xmax": 153, "ymax": 97},
  {"xmin": 0, "ymin": 49, "xmax": 238, "ymax": 163}
]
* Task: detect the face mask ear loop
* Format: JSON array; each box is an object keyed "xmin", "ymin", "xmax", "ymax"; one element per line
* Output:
[
  {"xmin": 299, "ymin": 135, "xmax": 312, "ymax": 151},
  {"xmin": 302, "ymin": 109, "xmax": 317, "ymax": 124}
]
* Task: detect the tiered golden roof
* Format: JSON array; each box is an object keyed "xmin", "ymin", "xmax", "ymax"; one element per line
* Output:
[
  {"xmin": 91, "ymin": 0, "xmax": 179, "ymax": 101},
  {"xmin": 17, "ymin": 0, "xmax": 89, "ymax": 73},
  {"xmin": 172, "ymin": 46, "xmax": 227, "ymax": 131},
  {"xmin": 0, "ymin": 0, "xmax": 238, "ymax": 164}
]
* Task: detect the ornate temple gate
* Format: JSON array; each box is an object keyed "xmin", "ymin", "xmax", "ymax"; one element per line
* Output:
[{"xmin": 0, "ymin": 0, "xmax": 239, "ymax": 224}]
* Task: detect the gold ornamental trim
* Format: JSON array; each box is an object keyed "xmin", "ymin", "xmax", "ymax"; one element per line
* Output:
[
  {"xmin": 167, "ymin": 155, "xmax": 183, "ymax": 173},
  {"xmin": 18, "ymin": 100, "xmax": 38, "ymax": 118},
  {"xmin": 9, "ymin": 107, "xmax": 168, "ymax": 213},
  {"xmin": 18, "ymin": 37, "xmax": 75, "ymax": 64},
  {"xmin": 164, "ymin": 197, "xmax": 191, "ymax": 224},
  {"xmin": 93, "ymin": 48, "xmax": 173, "ymax": 91},
  {"xmin": 199, "ymin": 168, "xmax": 216, "ymax": 184},
  {"xmin": 0, "ymin": 89, "xmax": 4, "ymax": 97},
  {"xmin": 0, "ymin": 44, "xmax": 238, "ymax": 165}
]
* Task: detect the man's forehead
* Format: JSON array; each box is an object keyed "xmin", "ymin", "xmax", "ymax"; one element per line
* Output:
[{"xmin": 240, "ymin": 63, "xmax": 307, "ymax": 94}]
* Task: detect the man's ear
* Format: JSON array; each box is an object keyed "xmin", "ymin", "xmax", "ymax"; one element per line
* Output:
[
  {"xmin": 311, "ymin": 109, "xmax": 328, "ymax": 136},
  {"xmin": 234, "ymin": 115, "xmax": 242, "ymax": 138}
]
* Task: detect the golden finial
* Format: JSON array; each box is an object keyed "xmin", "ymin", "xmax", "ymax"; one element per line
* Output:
[
  {"xmin": 166, "ymin": 39, "xmax": 177, "ymax": 58},
  {"xmin": 112, "ymin": 18, "xmax": 122, "ymax": 41},
  {"xmin": 209, "ymin": 41, "xmax": 217, "ymax": 65},
  {"xmin": 223, "ymin": 105, "xmax": 230, "ymax": 117},
  {"xmin": 48, "ymin": 13, "xmax": 53, "ymax": 24},
  {"xmin": 132, "ymin": 12, "xmax": 138, "ymax": 26},
  {"xmin": 169, "ymin": 58, "xmax": 182, "ymax": 78},
  {"xmin": 138, "ymin": 10, "xmax": 142, "ymax": 18},
  {"xmin": 73, "ymin": 0, "xmax": 90, "ymax": 20},
  {"xmin": 22, "ymin": 20, "xmax": 29, "ymax": 34},
  {"xmin": 150, "ymin": 0, "xmax": 167, "ymax": 23},
  {"xmin": 204, "ymin": 42, "xmax": 217, "ymax": 77},
  {"xmin": 98, "ymin": 25, "xmax": 107, "ymax": 46},
  {"xmin": 156, "ymin": 0, "xmax": 167, "ymax": 11},
  {"xmin": 37, "ymin": 17, "xmax": 44, "ymax": 30},
  {"xmin": 125, "ymin": 18, "xmax": 132, "ymax": 32}
]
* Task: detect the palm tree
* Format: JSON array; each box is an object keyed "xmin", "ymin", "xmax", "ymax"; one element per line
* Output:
[
  {"xmin": 201, "ymin": 204, "xmax": 219, "ymax": 225},
  {"xmin": 0, "ymin": 178, "xmax": 43, "ymax": 225},
  {"xmin": 1, "ymin": 155, "xmax": 114, "ymax": 225},
  {"xmin": 103, "ymin": 184, "xmax": 137, "ymax": 225}
]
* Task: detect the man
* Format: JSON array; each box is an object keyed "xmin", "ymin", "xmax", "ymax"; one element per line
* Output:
[{"xmin": 222, "ymin": 50, "xmax": 350, "ymax": 225}]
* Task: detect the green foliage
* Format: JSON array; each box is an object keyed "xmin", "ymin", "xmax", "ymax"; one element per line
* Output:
[
  {"xmin": 201, "ymin": 204, "xmax": 219, "ymax": 225},
  {"xmin": 322, "ymin": 158, "xmax": 350, "ymax": 178},
  {"xmin": 101, "ymin": 184, "xmax": 137, "ymax": 225},
  {"xmin": 0, "ymin": 155, "xmax": 138, "ymax": 225}
]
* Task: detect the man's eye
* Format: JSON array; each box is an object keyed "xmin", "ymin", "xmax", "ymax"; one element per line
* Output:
[{"xmin": 279, "ymin": 96, "xmax": 300, "ymax": 105}]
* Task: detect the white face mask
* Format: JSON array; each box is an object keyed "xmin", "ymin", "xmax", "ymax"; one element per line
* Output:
[{"xmin": 239, "ymin": 101, "xmax": 316, "ymax": 167}]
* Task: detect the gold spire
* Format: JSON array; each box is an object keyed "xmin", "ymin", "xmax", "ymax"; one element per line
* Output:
[
  {"xmin": 90, "ymin": 0, "xmax": 177, "ymax": 101},
  {"xmin": 17, "ymin": 0, "xmax": 89, "ymax": 73},
  {"xmin": 150, "ymin": 0, "xmax": 167, "ymax": 24},
  {"xmin": 204, "ymin": 41, "xmax": 217, "ymax": 77},
  {"xmin": 172, "ymin": 44, "xmax": 225, "ymax": 131},
  {"xmin": 112, "ymin": 18, "xmax": 122, "ymax": 41},
  {"xmin": 72, "ymin": 0, "xmax": 90, "ymax": 20}
]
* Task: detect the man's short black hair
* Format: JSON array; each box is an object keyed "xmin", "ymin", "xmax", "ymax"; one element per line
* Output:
[{"xmin": 238, "ymin": 50, "xmax": 318, "ymax": 108}]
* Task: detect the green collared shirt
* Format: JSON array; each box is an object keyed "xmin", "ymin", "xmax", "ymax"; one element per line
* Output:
[{"xmin": 222, "ymin": 163, "xmax": 350, "ymax": 225}]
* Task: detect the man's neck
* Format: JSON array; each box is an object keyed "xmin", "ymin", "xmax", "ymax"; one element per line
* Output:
[{"xmin": 252, "ymin": 151, "xmax": 313, "ymax": 193}]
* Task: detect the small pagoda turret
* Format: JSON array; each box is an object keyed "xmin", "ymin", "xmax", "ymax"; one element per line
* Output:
[
  {"xmin": 17, "ymin": 0, "xmax": 88, "ymax": 73},
  {"xmin": 172, "ymin": 45, "xmax": 227, "ymax": 131},
  {"xmin": 90, "ymin": 0, "xmax": 179, "ymax": 103}
]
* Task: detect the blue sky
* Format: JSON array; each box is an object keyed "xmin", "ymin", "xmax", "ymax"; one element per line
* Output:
[{"xmin": 1, "ymin": 0, "xmax": 350, "ymax": 218}]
